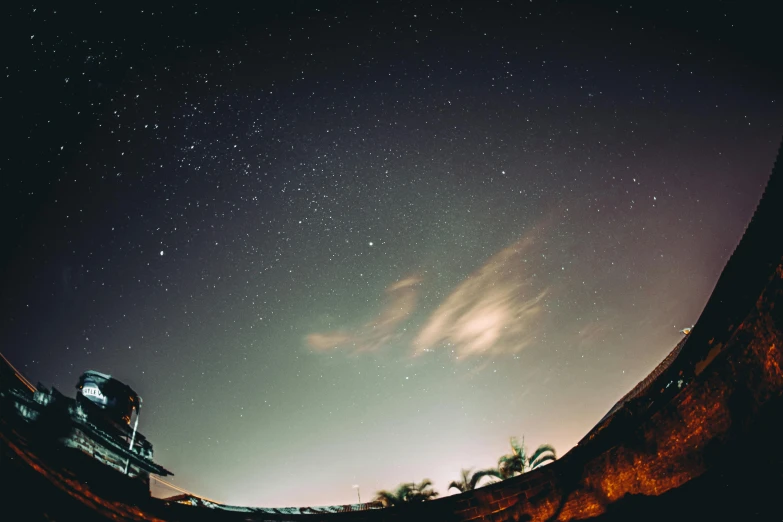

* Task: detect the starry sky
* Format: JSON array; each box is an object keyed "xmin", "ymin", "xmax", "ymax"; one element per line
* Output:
[{"xmin": 2, "ymin": 0, "xmax": 782, "ymax": 508}]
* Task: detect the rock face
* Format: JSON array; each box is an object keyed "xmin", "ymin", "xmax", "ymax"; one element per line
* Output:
[{"xmin": 1, "ymin": 142, "xmax": 782, "ymax": 521}]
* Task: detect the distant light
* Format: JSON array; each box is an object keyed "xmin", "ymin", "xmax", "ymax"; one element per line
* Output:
[
  {"xmin": 160, "ymin": 250, "xmax": 164, "ymax": 256},
  {"xmin": 368, "ymin": 241, "xmax": 373, "ymax": 246}
]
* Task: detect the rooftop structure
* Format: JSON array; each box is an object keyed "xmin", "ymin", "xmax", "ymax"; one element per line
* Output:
[{"xmin": 0, "ymin": 360, "xmax": 172, "ymax": 492}]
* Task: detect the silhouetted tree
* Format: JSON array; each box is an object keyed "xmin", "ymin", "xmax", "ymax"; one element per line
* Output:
[
  {"xmin": 497, "ymin": 437, "xmax": 556, "ymax": 478},
  {"xmin": 448, "ymin": 468, "xmax": 500, "ymax": 492},
  {"xmin": 374, "ymin": 479, "xmax": 439, "ymax": 507}
]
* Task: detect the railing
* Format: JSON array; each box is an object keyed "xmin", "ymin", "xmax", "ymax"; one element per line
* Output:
[
  {"xmin": 151, "ymin": 476, "xmax": 385, "ymax": 515},
  {"xmin": 0, "ymin": 352, "xmax": 36, "ymax": 392}
]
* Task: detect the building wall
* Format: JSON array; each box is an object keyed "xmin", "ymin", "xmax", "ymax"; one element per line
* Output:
[
  {"xmin": 63, "ymin": 427, "xmax": 148, "ymax": 480},
  {"xmin": 419, "ymin": 264, "xmax": 782, "ymax": 522},
  {"xmin": 414, "ymin": 264, "xmax": 783, "ymax": 522}
]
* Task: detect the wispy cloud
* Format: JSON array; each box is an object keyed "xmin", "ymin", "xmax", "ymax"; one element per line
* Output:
[
  {"xmin": 413, "ymin": 235, "xmax": 548, "ymax": 359},
  {"xmin": 308, "ymin": 228, "xmax": 553, "ymax": 360},
  {"xmin": 307, "ymin": 275, "xmax": 422, "ymax": 353},
  {"xmin": 575, "ymin": 320, "xmax": 615, "ymax": 349}
]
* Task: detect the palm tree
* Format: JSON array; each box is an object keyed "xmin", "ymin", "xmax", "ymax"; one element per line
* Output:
[
  {"xmin": 448, "ymin": 468, "xmax": 500, "ymax": 493},
  {"xmin": 526, "ymin": 441, "xmax": 557, "ymax": 471},
  {"xmin": 374, "ymin": 479, "xmax": 439, "ymax": 507},
  {"xmin": 407, "ymin": 479, "xmax": 439, "ymax": 503},
  {"xmin": 497, "ymin": 437, "xmax": 556, "ymax": 479},
  {"xmin": 374, "ymin": 483, "xmax": 411, "ymax": 508}
]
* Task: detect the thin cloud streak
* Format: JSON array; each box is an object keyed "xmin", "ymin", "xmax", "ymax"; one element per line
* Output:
[
  {"xmin": 307, "ymin": 275, "xmax": 422, "ymax": 353},
  {"xmin": 413, "ymin": 235, "xmax": 548, "ymax": 359},
  {"xmin": 308, "ymin": 230, "xmax": 553, "ymax": 360}
]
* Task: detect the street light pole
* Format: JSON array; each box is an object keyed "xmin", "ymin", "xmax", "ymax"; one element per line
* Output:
[{"xmin": 352, "ymin": 484, "xmax": 361, "ymax": 504}]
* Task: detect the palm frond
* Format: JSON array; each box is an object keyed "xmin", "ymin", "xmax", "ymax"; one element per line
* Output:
[
  {"xmin": 448, "ymin": 468, "xmax": 472, "ymax": 492},
  {"xmin": 500, "ymin": 453, "xmax": 523, "ymax": 475},
  {"xmin": 395, "ymin": 482, "xmax": 414, "ymax": 502},
  {"xmin": 374, "ymin": 490, "xmax": 397, "ymax": 508},
  {"xmin": 448, "ymin": 480, "xmax": 465, "ymax": 492},
  {"xmin": 496, "ymin": 461, "xmax": 516, "ymax": 479},
  {"xmin": 480, "ymin": 467, "xmax": 504, "ymax": 479},
  {"xmin": 527, "ymin": 444, "xmax": 556, "ymax": 471},
  {"xmin": 416, "ymin": 478, "xmax": 434, "ymax": 490},
  {"xmin": 498, "ymin": 454, "xmax": 517, "ymax": 468},
  {"xmin": 509, "ymin": 436, "xmax": 524, "ymax": 456},
  {"xmin": 376, "ymin": 479, "xmax": 439, "ymax": 506},
  {"xmin": 416, "ymin": 479, "xmax": 438, "ymax": 501},
  {"xmin": 470, "ymin": 468, "xmax": 502, "ymax": 489},
  {"xmin": 527, "ymin": 444, "xmax": 556, "ymax": 464},
  {"xmin": 529, "ymin": 453, "xmax": 556, "ymax": 470}
]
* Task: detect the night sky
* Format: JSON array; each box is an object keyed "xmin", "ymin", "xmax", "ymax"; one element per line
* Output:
[{"xmin": 2, "ymin": 1, "xmax": 781, "ymax": 508}]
